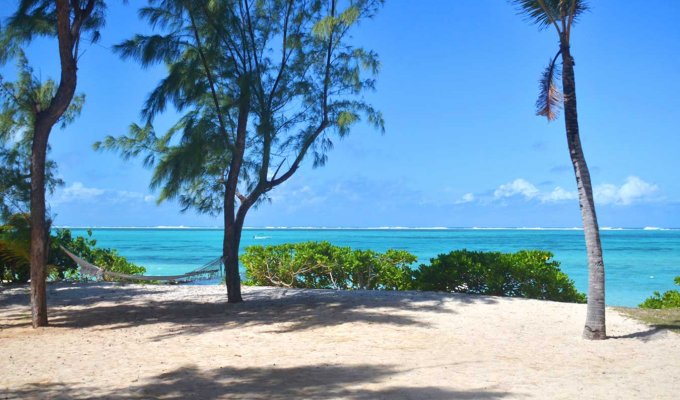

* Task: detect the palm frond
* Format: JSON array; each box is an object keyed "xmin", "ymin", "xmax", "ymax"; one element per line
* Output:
[
  {"xmin": 512, "ymin": 0, "xmax": 589, "ymax": 31},
  {"xmin": 512, "ymin": 0, "xmax": 558, "ymax": 29},
  {"xmin": 0, "ymin": 238, "xmax": 30, "ymax": 267},
  {"xmin": 0, "ymin": 214, "xmax": 31, "ymax": 279},
  {"xmin": 536, "ymin": 53, "xmax": 562, "ymax": 121}
]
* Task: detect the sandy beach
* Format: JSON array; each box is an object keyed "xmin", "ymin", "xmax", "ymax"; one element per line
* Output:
[{"xmin": 1, "ymin": 283, "xmax": 678, "ymax": 399}]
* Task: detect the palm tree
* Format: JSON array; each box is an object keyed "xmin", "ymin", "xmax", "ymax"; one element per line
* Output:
[{"xmin": 512, "ymin": 0, "xmax": 605, "ymax": 339}]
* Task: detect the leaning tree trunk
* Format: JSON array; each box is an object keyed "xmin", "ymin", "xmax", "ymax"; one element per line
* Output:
[
  {"xmin": 29, "ymin": 120, "xmax": 52, "ymax": 327},
  {"xmin": 560, "ymin": 39, "xmax": 606, "ymax": 340}
]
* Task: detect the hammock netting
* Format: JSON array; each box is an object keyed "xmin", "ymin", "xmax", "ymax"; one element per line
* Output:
[{"xmin": 61, "ymin": 246, "xmax": 223, "ymax": 283}]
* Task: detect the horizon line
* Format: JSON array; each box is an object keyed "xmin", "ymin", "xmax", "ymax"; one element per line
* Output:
[{"xmin": 52, "ymin": 225, "xmax": 678, "ymax": 231}]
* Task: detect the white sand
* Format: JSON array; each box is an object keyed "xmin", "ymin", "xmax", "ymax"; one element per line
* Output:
[{"xmin": 1, "ymin": 282, "xmax": 678, "ymax": 399}]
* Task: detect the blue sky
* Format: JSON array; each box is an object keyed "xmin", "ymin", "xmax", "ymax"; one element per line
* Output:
[{"xmin": 2, "ymin": 1, "xmax": 679, "ymax": 228}]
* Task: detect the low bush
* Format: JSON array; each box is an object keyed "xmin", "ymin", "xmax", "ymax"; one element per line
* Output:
[
  {"xmin": 50, "ymin": 229, "xmax": 146, "ymax": 281},
  {"xmin": 0, "ymin": 214, "xmax": 144, "ymax": 283},
  {"xmin": 242, "ymin": 242, "xmax": 585, "ymax": 303},
  {"xmin": 639, "ymin": 277, "xmax": 680, "ymax": 309},
  {"xmin": 242, "ymin": 241, "xmax": 416, "ymax": 290},
  {"xmin": 0, "ymin": 214, "xmax": 31, "ymax": 282},
  {"xmin": 412, "ymin": 249, "xmax": 586, "ymax": 303}
]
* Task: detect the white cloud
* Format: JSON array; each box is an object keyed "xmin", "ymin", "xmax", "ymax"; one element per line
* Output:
[
  {"xmin": 56, "ymin": 182, "xmax": 105, "ymax": 203},
  {"xmin": 468, "ymin": 176, "xmax": 660, "ymax": 206},
  {"xmin": 540, "ymin": 186, "xmax": 577, "ymax": 203},
  {"xmin": 52, "ymin": 182, "xmax": 154, "ymax": 206},
  {"xmin": 494, "ymin": 179, "xmax": 539, "ymax": 200},
  {"xmin": 456, "ymin": 192, "xmax": 475, "ymax": 204},
  {"xmin": 594, "ymin": 176, "xmax": 659, "ymax": 205}
]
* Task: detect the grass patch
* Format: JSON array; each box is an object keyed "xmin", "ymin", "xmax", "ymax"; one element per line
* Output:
[{"xmin": 615, "ymin": 307, "xmax": 680, "ymax": 334}]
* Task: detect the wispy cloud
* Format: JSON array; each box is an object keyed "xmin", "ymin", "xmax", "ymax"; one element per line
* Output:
[
  {"xmin": 267, "ymin": 176, "xmax": 423, "ymax": 214},
  {"xmin": 51, "ymin": 182, "xmax": 155, "ymax": 206},
  {"xmin": 56, "ymin": 182, "xmax": 105, "ymax": 203},
  {"xmin": 455, "ymin": 192, "xmax": 475, "ymax": 204},
  {"xmin": 266, "ymin": 182, "xmax": 329, "ymax": 213}
]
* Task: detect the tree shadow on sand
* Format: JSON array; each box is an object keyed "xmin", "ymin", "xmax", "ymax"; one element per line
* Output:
[
  {"xmin": 39, "ymin": 285, "xmax": 498, "ymax": 339},
  {"xmin": 609, "ymin": 325, "xmax": 678, "ymax": 342},
  {"xmin": 1, "ymin": 283, "xmax": 499, "ymax": 338},
  {"xmin": 0, "ymin": 283, "xmax": 172, "ymax": 329},
  {"xmin": 4, "ymin": 363, "xmax": 512, "ymax": 400},
  {"xmin": 0, "ymin": 282, "xmax": 166, "ymax": 307}
]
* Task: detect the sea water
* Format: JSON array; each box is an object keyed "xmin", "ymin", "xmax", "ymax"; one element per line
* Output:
[{"xmin": 64, "ymin": 228, "xmax": 680, "ymax": 307}]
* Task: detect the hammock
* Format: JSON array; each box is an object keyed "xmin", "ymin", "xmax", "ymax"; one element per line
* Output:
[{"xmin": 60, "ymin": 246, "xmax": 223, "ymax": 283}]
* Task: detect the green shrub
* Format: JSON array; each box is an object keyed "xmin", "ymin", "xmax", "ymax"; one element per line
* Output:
[
  {"xmin": 0, "ymin": 215, "xmax": 144, "ymax": 283},
  {"xmin": 50, "ymin": 229, "xmax": 146, "ymax": 281},
  {"xmin": 412, "ymin": 249, "xmax": 586, "ymax": 303},
  {"xmin": 0, "ymin": 214, "xmax": 31, "ymax": 282},
  {"xmin": 242, "ymin": 241, "xmax": 416, "ymax": 290},
  {"xmin": 639, "ymin": 276, "xmax": 680, "ymax": 309},
  {"xmin": 242, "ymin": 243, "xmax": 585, "ymax": 303}
]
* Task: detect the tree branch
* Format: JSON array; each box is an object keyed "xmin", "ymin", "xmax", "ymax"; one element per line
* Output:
[
  {"xmin": 267, "ymin": 0, "xmax": 294, "ymax": 110},
  {"xmin": 185, "ymin": 3, "xmax": 233, "ymax": 148},
  {"xmin": 264, "ymin": 0, "xmax": 337, "ymax": 190}
]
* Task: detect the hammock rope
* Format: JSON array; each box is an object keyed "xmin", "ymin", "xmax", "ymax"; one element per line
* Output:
[{"xmin": 60, "ymin": 246, "xmax": 223, "ymax": 283}]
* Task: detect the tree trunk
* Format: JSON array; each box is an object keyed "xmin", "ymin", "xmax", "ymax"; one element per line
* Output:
[
  {"xmin": 222, "ymin": 203, "xmax": 243, "ymax": 303},
  {"xmin": 24, "ymin": 0, "xmax": 90, "ymax": 327},
  {"xmin": 29, "ymin": 120, "xmax": 51, "ymax": 327},
  {"xmin": 221, "ymin": 90, "xmax": 250, "ymax": 303},
  {"xmin": 560, "ymin": 39, "xmax": 606, "ymax": 340}
]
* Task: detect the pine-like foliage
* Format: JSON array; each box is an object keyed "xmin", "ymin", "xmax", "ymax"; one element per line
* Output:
[
  {"xmin": 0, "ymin": 0, "xmax": 106, "ymax": 63},
  {"xmin": 0, "ymin": 52, "xmax": 83, "ymax": 220},
  {"xmin": 97, "ymin": 0, "xmax": 384, "ymax": 215}
]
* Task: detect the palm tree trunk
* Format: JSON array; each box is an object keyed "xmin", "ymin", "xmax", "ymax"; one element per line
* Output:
[
  {"xmin": 560, "ymin": 39, "xmax": 606, "ymax": 340},
  {"xmin": 29, "ymin": 120, "xmax": 51, "ymax": 327}
]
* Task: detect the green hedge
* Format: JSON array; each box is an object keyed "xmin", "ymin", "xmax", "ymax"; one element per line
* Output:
[
  {"xmin": 412, "ymin": 249, "xmax": 586, "ymax": 303},
  {"xmin": 640, "ymin": 276, "xmax": 680, "ymax": 309},
  {"xmin": 241, "ymin": 242, "xmax": 586, "ymax": 303},
  {"xmin": 242, "ymin": 241, "xmax": 415, "ymax": 290}
]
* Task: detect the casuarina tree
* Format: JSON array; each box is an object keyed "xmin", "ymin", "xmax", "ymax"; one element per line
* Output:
[
  {"xmin": 1, "ymin": 53, "xmax": 81, "ymax": 284},
  {"xmin": 0, "ymin": 0, "xmax": 104, "ymax": 327},
  {"xmin": 96, "ymin": 0, "xmax": 384, "ymax": 302},
  {"xmin": 512, "ymin": 0, "xmax": 606, "ymax": 339}
]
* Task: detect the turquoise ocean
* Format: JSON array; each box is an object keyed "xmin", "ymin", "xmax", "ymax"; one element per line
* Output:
[{"xmin": 66, "ymin": 228, "xmax": 680, "ymax": 307}]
